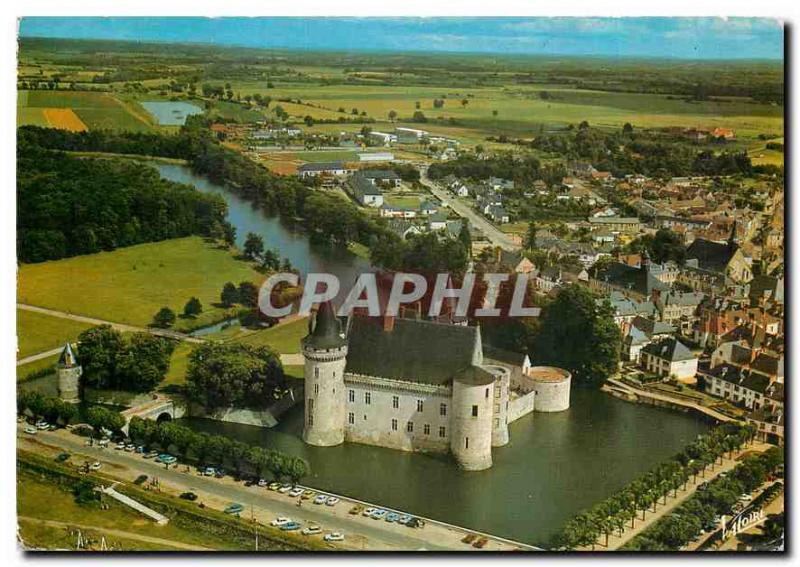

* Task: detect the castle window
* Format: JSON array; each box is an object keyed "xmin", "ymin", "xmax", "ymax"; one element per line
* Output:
[
  {"xmin": 348, "ymin": 412, "xmax": 354, "ymax": 425},
  {"xmin": 391, "ymin": 419, "xmax": 397, "ymax": 431},
  {"xmin": 392, "ymin": 395, "xmax": 399, "ymax": 409},
  {"xmin": 439, "ymin": 403, "xmax": 447, "ymax": 416},
  {"xmin": 314, "ymin": 367, "xmax": 319, "ymax": 379},
  {"xmin": 465, "ymin": 437, "xmax": 469, "ymax": 449},
  {"xmin": 485, "ymin": 388, "xmax": 489, "ymax": 399},
  {"xmin": 423, "ymin": 424, "xmax": 430, "ymax": 435},
  {"xmin": 406, "ymin": 421, "xmax": 414, "ymax": 433},
  {"xmin": 439, "ymin": 426, "xmax": 446, "ymax": 438},
  {"xmin": 349, "ymin": 389, "xmax": 355, "ymax": 403},
  {"xmin": 472, "ymin": 405, "xmax": 478, "ymax": 417},
  {"xmin": 365, "ymin": 392, "xmax": 371, "ymax": 405},
  {"xmin": 308, "ymin": 413, "xmax": 313, "ymax": 426},
  {"xmin": 314, "ymin": 384, "xmax": 319, "ymax": 395},
  {"xmin": 308, "ymin": 398, "xmax": 314, "ymax": 411},
  {"xmin": 417, "ymin": 400, "xmax": 424, "ymax": 412}
]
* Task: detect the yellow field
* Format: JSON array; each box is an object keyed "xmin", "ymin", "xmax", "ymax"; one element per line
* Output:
[{"xmin": 42, "ymin": 108, "xmax": 88, "ymax": 132}]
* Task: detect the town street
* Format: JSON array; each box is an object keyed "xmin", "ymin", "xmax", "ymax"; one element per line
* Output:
[
  {"xmin": 419, "ymin": 169, "xmax": 520, "ymax": 251},
  {"xmin": 19, "ymin": 427, "xmax": 534, "ymax": 552}
]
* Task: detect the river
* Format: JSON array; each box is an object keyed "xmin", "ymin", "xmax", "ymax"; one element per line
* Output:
[{"xmin": 25, "ymin": 161, "xmax": 708, "ymax": 547}]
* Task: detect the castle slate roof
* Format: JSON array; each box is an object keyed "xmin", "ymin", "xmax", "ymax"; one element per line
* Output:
[
  {"xmin": 592, "ymin": 262, "xmax": 669, "ymax": 296},
  {"xmin": 685, "ymin": 239, "xmax": 738, "ymax": 273},
  {"xmin": 303, "ymin": 302, "xmax": 347, "ymax": 350},
  {"xmin": 58, "ymin": 342, "xmax": 78, "ymax": 368},
  {"xmin": 344, "ymin": 316, "xmax": 482, "ymax": 385}
]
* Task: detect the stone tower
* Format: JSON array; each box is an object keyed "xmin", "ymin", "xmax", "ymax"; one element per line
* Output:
[
  {"xmin": 57, "ymin": 342, "xmax": 82, "ymax": 403},
  {"xmin": 301, "ymin": 302, "xmax": 348, "ymax": 447}
]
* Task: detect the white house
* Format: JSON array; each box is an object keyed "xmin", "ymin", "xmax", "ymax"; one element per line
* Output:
[{"xmin": 639, "ymin": 337, "xmax": 698, "ymax": 383}]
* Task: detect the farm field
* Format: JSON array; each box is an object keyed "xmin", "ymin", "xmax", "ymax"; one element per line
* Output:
[
  {"xmin": 17, "ymin": 237, "xmax": 265, "ymax": 332},
  {"xmin": 17, "ymin": 309, "xmax": 94, "ymax": 359},
  {"xmin": 18, "ymin": 90, "xmax": 153, "ymax": 132}
]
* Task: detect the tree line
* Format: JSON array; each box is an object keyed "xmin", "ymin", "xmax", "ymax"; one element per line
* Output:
[
  {"xmin": 128, "ymin": 417, "xmax": 309, "ymax": 483},
  {"xmin": 550, "ymin": 423, "xmax": 771, "ymax": 550},
  {"xmin": 17, "ymin": 133, "xmax": 229, "ymax": 263}
]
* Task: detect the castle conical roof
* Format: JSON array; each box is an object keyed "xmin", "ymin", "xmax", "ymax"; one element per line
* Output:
[
  {"xmin": 303, "ymin": 302, "xmax": 346, "ymax": 350},
  {"xmin": 58, "ymin": 342, "xmax": 78, "ymax": 368}
]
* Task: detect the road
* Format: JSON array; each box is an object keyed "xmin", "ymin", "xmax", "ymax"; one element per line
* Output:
[
  {"xmin": 17, "ymin": 516, "xmax": 211, "ymax": 551},
  {"xmin": 19, "ymin": 428, "xmax": 533, "ymax": 552},
  {"xmin": 419, "ymin": 171, "xmax": 520, "ymax": 251},
  {"xmin": 17, "ymin": 303, "xmax": 304, "ymax": 367}
]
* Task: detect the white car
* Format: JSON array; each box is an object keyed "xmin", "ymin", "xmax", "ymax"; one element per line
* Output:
[
  {"xmin": 35, "ymin": 421, "xmax": 49, "ymax": 430},
  {"xmin": 270, "ymin": 517, "xmax": 293, "ymax": 527},
  {"xmin": 23, "ymin": 425, "xmax": 37, "ymax": 435},
  {"xmin": 89, "ymin": 461, "xmax": 101, "ymax": 470},
  {"xmin": 115, "ymin": 442, "xmax": 126, "ymax": 450},
  {"xmin": 325, "ymin": 496, "xmax": 340, "ymax": 506},
  {"xmin": 302, "ymin": 525, "xmax": 322, "ymax": 536},
  {"xmin": 257, "ymin": 479, "xmax": 268, "ymax": 487},
  {"xmin": 324, "ymin": 532, "xmax": 345, "ymax": 542},
  {"xmin": 740, "ymin": 494, "xmax": 753, "ymax": 502},
  {"xmin": 278, "ymin": 484, "xmax": 293, "ymax": 494},
  {"xmin": 362, "ymin": 507, "xmax": 376, "ymax": 517},
  {"xmin": 288, "ymin": 487, "xmax": 304, "ymax": 498}
]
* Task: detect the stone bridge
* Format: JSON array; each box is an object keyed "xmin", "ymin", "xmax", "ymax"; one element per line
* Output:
[{"xmin": 120, "ymin": 396, "xmax": 186, "ymax": 434}]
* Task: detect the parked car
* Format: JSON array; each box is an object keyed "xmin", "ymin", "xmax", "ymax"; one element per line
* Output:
[
  {"xmin": 257, "ymin": 479, "xmax": 268, "ymax": 487},
  {"xmin": 302, "ymin": 490, "xmax": 315, "ymax": 500},
  {"xmin": 398, "ymin": 514, "xmax": 412, "ymax": 525},
  {"xmin": 371, "ymin": 509, "xmax": 387, "ymax": 520},
  {"xmin": 115, "ymin": 442, "xmax": 126, "ymax": 450},
  {"xmin": 124, "ymin": 444, "xmax": 136, "ymax": 452},
  {"xmin": 324, "ymin": 532, "xmax": 345, "ymax": 542},
  {"xmin": 224, "ymin": 503, "xmax": 244, "ymax": 515},
  {"xmin": 740, "ymin": 494, "xmax": 753, "ymax": 502},
  {"xmin": 349, "ymin": 505, "xmax": 364, "ymax": 515},
  {"xmin": 214, "ymin": 469, "xmax": 226, "ymax": 478},
  {"xmin": 278, "ymin": 484, "xmax": 293, "ymax": 494},
  {"xmin": 267, "ymin": 482, "xmax": 281, "ymax": 491},
  {"xmin": 362, "ymin": 507, "xmax": 376, "ymax": 517},
  {"xmin": 203, "ymin": 467, "xmax": 216, "ymax": 476},
  {"xmin": 314, "ymin": 494, "xmax": 328, "ymax": 505},
  {"xmin": 48, "ymin": 424, "xmax": 57, "ymax": 431},
  {"xmin": 134, "ymin": 474, "xmax": 148, "ymax": 485},
  {"xmin": 180, "ymin": 492, "xmax": 198, "ymax": 501},
  {"xmin": 473, "ymin": 537, "xmax": 489, "ymax": 549},
  {"xmin": 697, "ymin": 482, "xmax": 709, "ymax": 492},
  {"xmin": 23, "ymin": 426, "xmax": 37, "ymax": 435},
  {"xmin": 55, "ymin": 453, "xmax": 70, "ymax": 462},
  {"xmin": 325, "ymin": 496, "xmax": 339, "ymax": 506},
  {"xmin": 385, "ymin": 512, "xmax": 400, "ymax": 522},
  {"xmin": 302, "ymin": 525, "xmax": 322, "ymax": 536},
  {"xmin": 288, "ymin": 487, "xmax": 304, "ymax": 498},
  {"xmin": 144, "ymin": 450, "xmax": 158, "ymax": 459},
  {"xmin": 270, "ymin": 517, "xmax": 293, "ymax": 527},
  {"xmin": 35, "ymin": 421, "xmax": 49, "ymax": 430},
  {"xmin": 136, "ymin": 446, "xmax": 146, "ymax": 454},
  {"xmin": 462, "ymin": 534, "xmax": 477, "ymax": 544},
  {"xmin": 280, "ymin": 522, "xmax": 301, "ymax": 531},
  {"xmin": 89, "ymin": 461, "xmax": 101, "ymax": 471}
]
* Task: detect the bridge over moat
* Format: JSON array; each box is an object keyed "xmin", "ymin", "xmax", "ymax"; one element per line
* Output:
[{"xmin": 120, "ymin": 396, "xmax": 185, "ymax": 434}]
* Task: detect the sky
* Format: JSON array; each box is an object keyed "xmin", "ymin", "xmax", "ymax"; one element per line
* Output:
[{"xmin": 18, "ymin": 17, "xmax": 784, "ymax": 60}]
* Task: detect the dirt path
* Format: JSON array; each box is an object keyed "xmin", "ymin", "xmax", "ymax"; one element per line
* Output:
[{"xmin": 18, "ymin": 516, "xmax": 210, "ymax": 551}]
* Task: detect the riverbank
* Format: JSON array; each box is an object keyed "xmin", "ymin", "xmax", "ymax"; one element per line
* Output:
[{"xmin": 67, "ymin": 150, "xmax": 189, "ymax": 165}]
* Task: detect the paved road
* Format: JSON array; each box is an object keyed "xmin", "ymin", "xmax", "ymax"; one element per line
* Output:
[
  {"xmin": 20, "ymin": 429, "xmax": 528, "ymax": 551},
  {"xmin": 17, "ymin": 516, "xmax": 210, "ymax": 551},
  {"xmin": 419, "ymin": 171, "xmax": 520, "ymax": 251},
  {"xmin": 17, "ymin": 304, "xmax": 304, "ymax": 367}
]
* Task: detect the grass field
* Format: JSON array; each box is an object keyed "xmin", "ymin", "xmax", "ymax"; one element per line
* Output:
[
  {"xmin": 18, "ymin": 90, "xmax": 153, "ymax": 132},
  {"xmin": 17, "ymin": 353, "xmax": 59, "ymax": 382},
  {"xmin": 384, "ymin": 194, "xmax": 423, "ymax": 209},
  {"xmin": 163, "ymin": 342, "xmax": 194, "ymax": 388},
  {"xmin": 17, "ymin": 309, "xmax": 95, "ymax": 359},
  {"xmin": 294, "ymin": 150, "xmax": 360, "ymax": 162},
  {"xmin": 233, "ymin": 317, "xmax": 308, "ymax": 354},
  {"xmin": 18, "ymin": 237, "xmax": 265, "ymax": 331}
]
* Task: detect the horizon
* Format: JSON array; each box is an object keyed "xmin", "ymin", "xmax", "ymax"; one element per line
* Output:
[{"xmin": 18, "ymin": 17, "xmax": 784, "ymax": 60}]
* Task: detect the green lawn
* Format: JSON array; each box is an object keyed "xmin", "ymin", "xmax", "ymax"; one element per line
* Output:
[
  {"xmin": 162, "ymin": 342, "xmax": 194, "ymax": 388},
  {"xmin": 384, "ymin": 195, "xmax": 423, "ymax": 209},
  {"xmin": 18, "ymin": 237, "xmax": 265, "ymax": 331},
  {"xmin": 295, "ymin": 150, "xmax": 359, "ymax": 162},
  {"xmin": 233, "ymin": 317, "xmax": 309, "ymax": 354},
  {"xmin": 17, "ymin": 309, "xmax": 95, "ymax": 359},
  {"xmin": 17, "ymin": 353, "xmax": 59, "ymax": 382}
]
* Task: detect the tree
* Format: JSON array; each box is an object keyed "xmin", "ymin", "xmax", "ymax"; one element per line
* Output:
[
  {"xmin": 412, "ymin": 111, "xmax": 427, "ymax": 123},
  {"xmin": 238, "ymin": 281, "xmax": 260, "ymax": 308},
  {"xmin": 492, "ymin": 109, "xmax": 498, "ymax": 118},
  {"xmin": 152, "ymin": 307, "xmax": 176, "ymax": 328},
  {"xmin": 651, "ymin": 228, "xmax": 686, "ymax": 265},
  {"xmin": 261, "ymin": 248, "xmax": 281, "ymax": 271},
  {"xmin": 183, "ymin": 297, "xmax": 203, "ymax": 318},
  {"xmin": 524, "ymin": 221, "xmax": 538, "ymax": 251},
  {"xmin": 415, "ymin": 101, "xmax": 421, "ymax": 110},
  {"xmin": 388, "ymin": 110, "xmax": 397, "ymax": 122},
  {"xmin": 622, "ymin": 122, "xmax": 634, "ymax": 136},
  {"xmin": 243, "ymin": 232, "xmax": 265, "ymax": 260},
  {"xmin": 458, "ymin": 220, "xmax": 472, "ymax": 256},
  {"xmin": 221, "ymin": 282, "xmax": 239, "ymax": 307},
  {"xmin": 533, "ymin": 285, "xmax": 621, "ymax": 386},
  {"xmin": 304, "ymin": 115, "xmax": 314, "ymax": 127}
]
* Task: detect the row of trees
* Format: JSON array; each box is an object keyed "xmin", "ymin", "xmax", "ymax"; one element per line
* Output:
[
  {"xmin": 128, "ymin": 417, "xmax": 309, "ymax": 483},
  {"xmin": 550, "ymin": 424, "xmax": 760, "ymax": 550},
  {"xmin": 78, "ymin": 326, "xmax": 175, "ymax": 392},
  {"xmin": 151, "ymin": 297, "xmax": 204, "ymax": 328},
  {"xmin": 17, "ymin": 391, "xmax": 78, "ymax": 424},
  {"xmin": 623, "ymin": 446, "xmax": 784, "ymax": 551},
  {"xmin": 17, "ymin": 133, "xmax": 229, "ymax": 263},
  {"xmin": 185, "ymin": 342, "xmax": 287, "ymax": 410}
]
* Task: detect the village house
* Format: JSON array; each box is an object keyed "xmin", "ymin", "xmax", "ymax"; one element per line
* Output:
[
  {"xmin": 349, "ymin": 173, "xmax": 385, "ymax": 207},
  {"xmin": 360, "ymin": 169, "xmax": 402, "ymax": 187},
  {"xmin": 685, "ymin": 223, "xmax": 752, "ymax": 283},
  {"xmin": 640, "ymin": 337, "xmax": 699, "ymax": 383},
  {"xmin": 297, "ymin": 161, "xmax": 352, "ymax": 179},
  {"xmin": 587, "ymin": 216, "xmax": 642, "ymax": 234}
]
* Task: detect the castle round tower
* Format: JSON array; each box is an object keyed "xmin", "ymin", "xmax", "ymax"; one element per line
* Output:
[
  {"xmin": 449, "ymin": 368, "xmax": 495, "ymax": 471},
  {"xmin": 57, "ymin": 342, "xmax": 82, "ymax": 404},
  {"xmin": 530, "ymin": 366, "xmax": 571, "ymax": 412},
  {"xmin": 485, "ymin": 365, "xmax": 510, "ymax": 447},
  {"xmin": 301, "ymin": 302, "xmax": 348, "ymax": 447}
]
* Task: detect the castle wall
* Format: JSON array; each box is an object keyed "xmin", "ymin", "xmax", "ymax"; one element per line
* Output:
[
  {"xmin": 57, "ymin": 366, "xmax": 81, "ymax": 404},
  {"xmin": 303, "ymin": 345, "xmax": 347, "ymax": 446},
  {"xmin": 508, "ymin": 390, "xmax": 536, "ymax": 423},
  {"xmin": 530, "ymin": 367, "xmax": 572, "ymax": 413},
  {"xmin": 449, "ymin": 377, "xmax": 494, "ymax": 471},
  {"xmin": 485, "ymin": 365, "xmax": 510, "ymax": 447},
  {"xmin": 344, "ymin": 373, "xmax": 451, "ymax": 453}
]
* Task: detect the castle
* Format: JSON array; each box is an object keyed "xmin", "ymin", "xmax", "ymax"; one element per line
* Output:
[
  {"xmin": 57, "ymin": 342, "xmax": 82, "ymax": 403},
  {"xmin": 301, "ymin": 302, "xmax": 571, "ymax": 471}
]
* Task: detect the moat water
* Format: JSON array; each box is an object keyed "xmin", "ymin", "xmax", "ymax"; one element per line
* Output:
[{"xmin": 25, "ymin": 162, "xmax": 707, "ymax": 546}]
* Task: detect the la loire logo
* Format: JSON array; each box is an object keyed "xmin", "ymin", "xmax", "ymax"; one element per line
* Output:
[{"xmin": 721, "ymin": 508, "xmax": 765, "ymax": 540}]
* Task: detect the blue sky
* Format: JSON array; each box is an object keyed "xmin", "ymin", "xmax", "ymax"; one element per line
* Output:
[{"xmin": 18, "ymin": 17, "xmax": 783, "ymax": 60}]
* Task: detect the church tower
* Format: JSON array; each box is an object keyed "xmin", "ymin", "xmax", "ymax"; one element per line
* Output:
[
  {"xmin": 57, "ymin": 342, "xmax": 82, "ymax": 403},
  {"xmin": 301, "ymin": 302, "xmax": 348, "ymax": 447}
]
